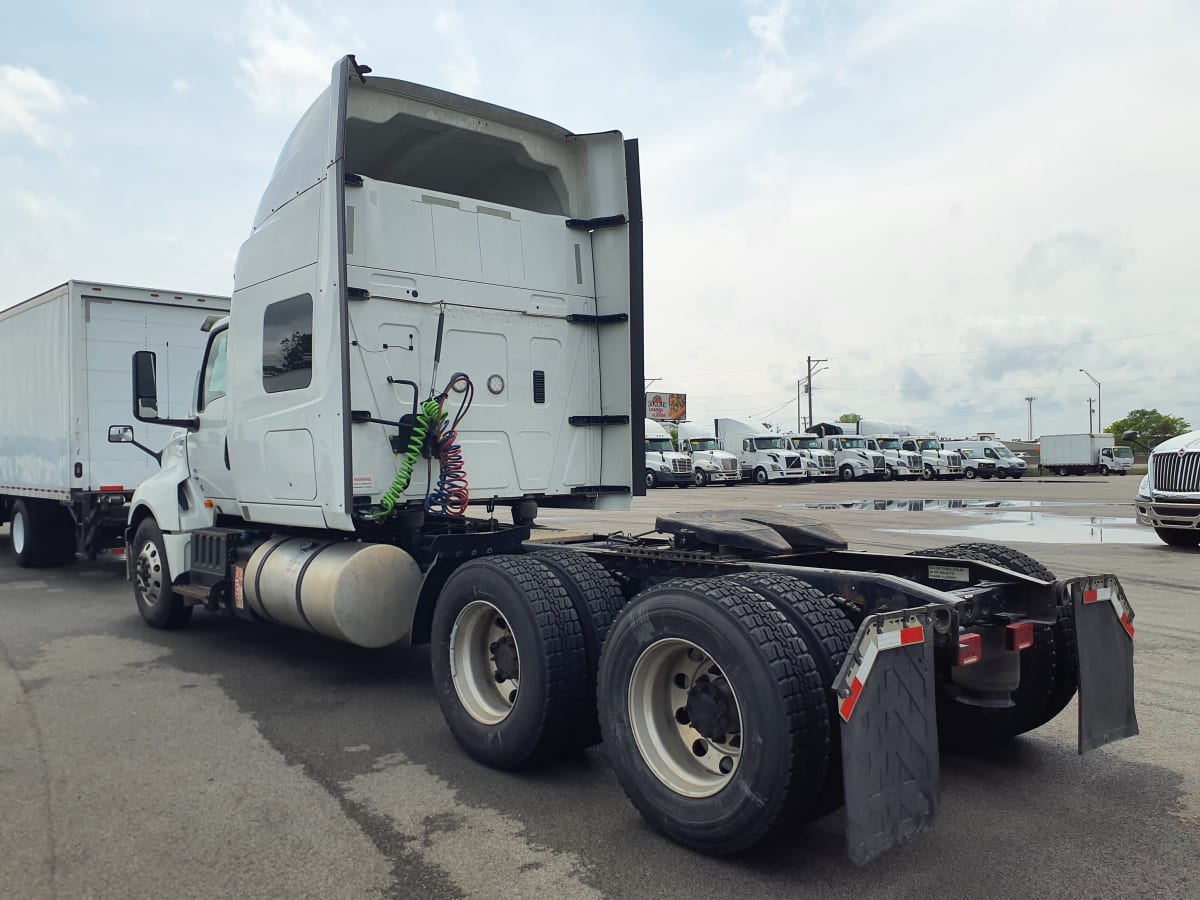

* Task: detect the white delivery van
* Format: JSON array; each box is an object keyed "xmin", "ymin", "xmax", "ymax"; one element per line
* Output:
[
  {"xmin": 714, "ymin": 418, "xmax": 808, "ymax": 483},
  {"xmin": 0, "ymin": 280, "xmax": 229, "ymax": 566},
  {"xmin": 676, "ymin": 422, "xmax": 740, "ymax": 485},
  {"xmin": 644, "ymin": 419, "xmax": 694, "ymax": 488},
  {"xmin": 942, "ymin": 440, "xmax": 1027, "ymax": 479}
]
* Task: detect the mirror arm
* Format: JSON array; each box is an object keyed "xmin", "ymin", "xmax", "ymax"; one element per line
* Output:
[{"xmin": 129, "ymin": 440, "xmax": 163, "ymax": 464}]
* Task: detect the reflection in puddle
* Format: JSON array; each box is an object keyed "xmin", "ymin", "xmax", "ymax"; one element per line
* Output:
[
  {"xmin": 784, "ymin": 498, "xmax": 1077, "ymax": 512},
  {"xmin": 885, "ymin": 511, "xmax": 1158, "ymax": 545}
]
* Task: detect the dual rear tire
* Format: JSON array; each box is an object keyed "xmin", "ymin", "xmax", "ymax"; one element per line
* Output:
[
  {"xmin": 9, "ymin": 499, "xmax": 75, "ymax": 568},
  {"xmin": 431, "ymin": 553, "xmax": 859, "ymax": 854}
]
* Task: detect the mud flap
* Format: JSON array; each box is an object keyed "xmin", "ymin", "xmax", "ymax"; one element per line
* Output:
[
  {"xmin": 834, "ymin": 608, "xmax": 939, "ymax": 866},
  {"xmin": 1066, "ymin": 576, "xmax": 1138, "ymax": 753}
]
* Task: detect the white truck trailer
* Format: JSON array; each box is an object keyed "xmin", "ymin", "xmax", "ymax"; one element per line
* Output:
[
  {"xmin": 675, "ymin": 422, "xmax": 740, "ymax": 485},
  {"xmin": 1133, "ymin": 430, "xmax": 1200, "ymax": 546},
  {"xmin": 0, "ymin": 281, "xmax": 228, "ymax": 566},
  {"xmin": 112, "ymin": 55, "xmax": 1137, "ymax": 864},
  {"xmin": 644, "ymin": 418, "xmax": 693, "ymax": 488},
  {"xmin": 1040, "ymin": 433, "xmax": 1133, "ymax": 476},
  {"xmin": 713, "ymin": 417, "xmax": 809, "ymax": 483}
]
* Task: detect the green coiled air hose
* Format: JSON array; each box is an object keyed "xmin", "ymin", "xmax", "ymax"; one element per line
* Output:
[{"xmin": 374, "ymin": 399, "xmax": 442, "ymax": 517}]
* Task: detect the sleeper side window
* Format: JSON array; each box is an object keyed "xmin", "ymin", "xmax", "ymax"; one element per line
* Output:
[{"xmin": 262, "ymin": 294, "xmax": 314, "ymax": 393}]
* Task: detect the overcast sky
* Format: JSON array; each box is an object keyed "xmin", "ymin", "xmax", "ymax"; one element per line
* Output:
[{"xmin": 3, "ymin": 0, "xmax": 1197, "ymax": 440}]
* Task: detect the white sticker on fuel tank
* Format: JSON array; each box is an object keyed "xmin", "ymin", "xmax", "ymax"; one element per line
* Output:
[
  {"xmin": 929, "ymin": 565, "xmax": 970, "ymax": 582},
  {"xmin": 353, "ymin": 475, "xmax": 375, "ymax": 493}
]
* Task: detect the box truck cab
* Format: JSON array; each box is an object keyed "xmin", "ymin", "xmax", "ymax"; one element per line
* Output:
[
  {"xmin": 784, "ymin": 434, "xmax": 837, "ymax": 480},
  {"xmin": 942, "ymin": 440, "xmax": 1026, "ymax": 479},
  {"xmin": 862, "ymin": 435, "xmax": 923, "ymax": 481},
  {"xmin": 675, "ymin": 422, "xmax": 739, "ymax": 486},
  {"xmin": 821, "ymin": 435, "xmax": 884, "ymax": 481},
  {"xmin": 644, "ymin": 419, "xmax": 693, "ymax": 488},
  {"xmin": 899, "ymin": 436, "xmax": 964, "ymax": 480},
  {"xmin": 714, "ymin": 418, "xmax": 807, "ymax": 484}
]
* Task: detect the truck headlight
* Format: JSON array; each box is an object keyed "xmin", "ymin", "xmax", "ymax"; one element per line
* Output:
[
  {"xmin": 1136, "ymin": 475, "xmax": 1150, "ymax": 500},
  {"xmin": 770, "ymin": 464, "xmax": 782, "ymax": 472},
  {"xmin": 658, "ymin": 464, "xmax": 671, "ymax": 472}
]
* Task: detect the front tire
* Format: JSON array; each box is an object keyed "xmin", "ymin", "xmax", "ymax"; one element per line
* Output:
[
  {"xmin": 754, "ymin": 467, "xmax": 770, "ymax": 485},
  {"xmin": 646, "ymin": 469, "xmax": 658, "ymax": 489},
  {"xmin": 1099, "ymin": 465, "xmax": 1110, "ymax": 476},
  {"xmin": 964, "ymin": 467, "xmax": 977, "ymax": 480},
  {"xmin": 839, "ymin": 465, "xmax": 855, "ymax": 482},
  {"xmin": 598, "ymin": 579, "xmax": 829, "ymax": 854},
  {"xmin": 432, "ymin": 556, "xmax": 589, "ymax": 768},
  {"xmin": 921, "ymin": 464, "xmax": 935, "ymax": 481},
  {"xmin": 1155, "ymin": 528, "xmax": 1200, "ymax": 548},
  {"xmin": 882, "ymin": 466, "xmax": 895, "ymax": 481},
  {"xmin": 694, "ymin": 469, "xmax": 709, "ymax": 487},
  {"xmin": 132, "ymin": 518, "xmax": 192, "ymax": 629}
]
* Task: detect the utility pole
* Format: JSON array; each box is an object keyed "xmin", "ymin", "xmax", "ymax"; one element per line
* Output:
[
  {"xmin": 1025, "ymin": 396, "xmax": 1036, "ymax": 441},
  {"xmin": 1087, "ymin": 397, "xmax": 1095, "ymax": 433},
  {"xmin": 804, "ymin": 356, "xmax": 829, "ymax": 432}
]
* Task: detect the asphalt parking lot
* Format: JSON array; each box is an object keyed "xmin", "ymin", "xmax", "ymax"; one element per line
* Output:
[{"xmin": 2, "ymin": 476, "xmax": 1197, "ymax": 899}]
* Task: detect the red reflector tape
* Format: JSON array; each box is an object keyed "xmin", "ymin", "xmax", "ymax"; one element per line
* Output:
[
  {"xmin": 957, "ymin": 632, "xmax": 983, "ymax": 666},
  {"xmin": 900, "ymin": 625, "xmax": 924, "ymax": 646},
  {"xmin": 99, "ymin": 485, "xmax": 125, "ymax": 492},
  {"xmin": 1083, "ymin": 586, "xmax": 1111, "ymax": 604},
  {"xmin": 1006, "ymin": 621, "xmax": 1035, "ymax": 652},
  {"xmin": 1121, "ymin": 613, "xmax": 1135, "ymax": 638},
  {"xmin": 839, "ymin": 677, "xmax": 864, "ymax": 721}
]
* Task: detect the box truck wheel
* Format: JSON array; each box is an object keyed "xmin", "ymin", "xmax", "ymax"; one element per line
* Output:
[
  {"xmin": 908, "ymin": 543, "xmax": 1075, "ymax": 751},
  {"xmin": 10, "ymin": 500, "xmax": 44, "ymax": 568},
  {"xmin": 722, "ymin": 572, "xmax": 856, "ymax": 819},
  {"xmin": 597, "ymin": 578, "xmax": 829, "ymax": 854},
  {"xmin": 131, "ymin": 518, "xmax": 192, "ymax": 629},
  {"xmin": 432, "ymin": 556, "xmax": 588, "ymax": 769},
  {"xmin": 1099, "ymin": 464, "xmax": 1110, "ymax": 476},
  {"xmin": 527, "ymin": 547, "xmax": 625, "ymax": 748}
]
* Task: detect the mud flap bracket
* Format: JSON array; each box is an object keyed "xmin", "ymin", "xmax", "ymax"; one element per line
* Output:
[
  {"xmin": 1066, "ymin": 575, "xmax": 1138, "ymax": 754},
  {"xmin": 834, "ymin": 607, "xmax": 939, "ymax": 866}
]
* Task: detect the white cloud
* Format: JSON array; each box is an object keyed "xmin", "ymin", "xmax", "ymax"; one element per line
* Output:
[
  {"xmin": 10, "ymin": 189, "xmax": 80, "ymax": 225},
  {"xmin": 236, "ymin": 0, "xmax": 344, "ymax": 117},
  {"xmin": 432, "ymin": 7, "xmax": 482, "ymax": 97},
  {"xmin": 744, "ymin": 0, "xmax": 817, "ymax": 108},
  {"xmin": 172, "ymin": 78, "xmax": 191, "ymax": 93},
  {"xmin": 748, "ymin": 1, "xmax": 795, "ymax": 56},
  {"xmin": 0, "ymin": 65, "xmax": 85, "ymax": 148}
]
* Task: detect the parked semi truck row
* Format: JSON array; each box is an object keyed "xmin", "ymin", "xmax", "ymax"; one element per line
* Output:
[
  {"xmin": 90, "ymin": 57, "xmax": 1136, "ymax": 864},
  {"xmin": 0, "ymin": 281, "xmax": 229, "ymax": 566}
]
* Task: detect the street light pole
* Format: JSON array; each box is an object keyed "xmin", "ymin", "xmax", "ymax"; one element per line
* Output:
[
  {"xmin": 1079, "ymin": 369, "xmax": 1101, "ymax": 433},
  {"xmin": 1025, "ymin": 396, "xmax": 1036, "ymax": 441}
]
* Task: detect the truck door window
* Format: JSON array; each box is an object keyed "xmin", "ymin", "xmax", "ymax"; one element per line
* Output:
[
  {"xmin": 262, "ymin": 293, "xmax": 314, "ymax": 393},
  {"xmin": 199, "ymin": 330, "xmax": 229, "ymax": 411},
  {"xmin": 743, "ymin": 439, "xmax": 752, "ymax": 452},
  {"xmin": 984, "ymin": 448, "xmax": 998, "ymax": 459}
]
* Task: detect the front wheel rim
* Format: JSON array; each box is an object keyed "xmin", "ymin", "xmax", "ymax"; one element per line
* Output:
[
  {"xmin": 628, "ymin": 638, "xmax": 743, "ymax": 798},
  {"xmin": 449, "ymin": 600, "xmax": 520, "ymax": 725},
  {"xmin": 12, "ymin": 511, "xmax": 25, "ymax": 554},
  {"xmin": 134, "ymin": 540, "xmax": 164, "ymax": 608}
]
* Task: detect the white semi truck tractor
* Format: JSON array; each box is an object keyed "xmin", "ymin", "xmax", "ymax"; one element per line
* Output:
[
  {"xmin": 676, "ymin": 422, "xmax": 740, "ymax": 485},
  {"xmin": 113, "ymin": 56, "xmax": 1138, "ymax": 865},
  {"xmin": 643, "ymin": 418, "xmax": 694, "ymax": 488},
  {"xmin": 1133, "ymin": 429, "xmax": 1200, "ymax": 547}
]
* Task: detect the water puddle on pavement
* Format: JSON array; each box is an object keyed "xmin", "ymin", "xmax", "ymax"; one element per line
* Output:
[
  {"xmin": 784, "ymin": 498, "xmax": 1076, "ymax": 511},
  {"xmin": 884, "ymin": 511, "xmax": 1159, "ymax": 544}
]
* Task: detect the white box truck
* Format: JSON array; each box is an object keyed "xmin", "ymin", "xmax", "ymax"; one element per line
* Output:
[
  {"xmin": 1039, "ymin": 433, "xmax": 1132, "ymax": 476},
  {"xmin": 643, "ymin": 418, "xmax": 693, "ymax": 488},
  {"xmin": 0, "ymin": 281, "xmax": 228, "ymax": 566},
  {"xmin": 714, "ymin": 418, "xmax": 808, "ymax": 483},
  {"xmin": 110, "ymin": 55, "xmax": 1137, "ymax": 864},
  {"xmin": 675, "ymin": 422, "xmax": 740, "ymax": 485}
]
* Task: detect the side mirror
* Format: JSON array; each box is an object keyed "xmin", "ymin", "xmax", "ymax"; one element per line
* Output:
[
  {"xmin": 108, "ymin": 425, "xmax": 134, "ymax": 443},
  {"xmin": 1121, "ymin": 430, "xmax": 1138, "ymax": 442},
  {"xmin": 133, "ymin": 351, "xmax": 159, "ymax": 421}
]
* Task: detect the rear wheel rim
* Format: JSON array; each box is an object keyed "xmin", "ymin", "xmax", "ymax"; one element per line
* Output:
[
  {"xmin": 628, "ymin": 638, "xmax": 743, "ymax": 798},
  {"xmin": 134, "ymin": 540, "xmax": 163, "ymax": 608},
  {"xmin": 12, "ymin": 511, "xmax": 25, "ymax": 555},
  {"xmin": 449, "ymin": 600, "xmax": 520, "ymax": 725}
]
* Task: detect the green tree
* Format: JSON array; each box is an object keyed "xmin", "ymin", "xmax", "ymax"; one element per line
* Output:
[
  {"xmin": 837, "ymin": 412, "xmax": 863, "ymax": 423},
  {"xmin": 1106, "ymin": 409, "xmax": 1191, "ymax": 447}
]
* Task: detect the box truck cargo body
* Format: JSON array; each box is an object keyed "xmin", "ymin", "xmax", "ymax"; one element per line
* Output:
[{"xmin": 0, "ymin": 281, "xmax": 229, "ymax": 565}]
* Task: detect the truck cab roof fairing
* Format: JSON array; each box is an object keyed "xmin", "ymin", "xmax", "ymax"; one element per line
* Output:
[{"xmin": 252, "ymin": 87, "xmax": 333, "ymax": 230}]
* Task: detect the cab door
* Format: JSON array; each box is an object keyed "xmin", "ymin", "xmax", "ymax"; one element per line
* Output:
[{"xmin": 186, "ymin": 327, "xmax": 235, "ymax": 501}]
